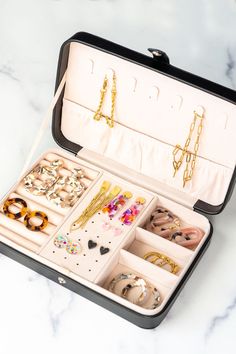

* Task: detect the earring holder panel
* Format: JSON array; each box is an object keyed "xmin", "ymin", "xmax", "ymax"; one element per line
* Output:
[
  {"xmin": 61, "ymin": 41, "xmax": 236, "ymax": 209},
  {"xmin": 62, "ymin": 98, "xmax": 233, "ymax": 207},
  {"xmin": 39, "ymin": 170, "xmax": 156, "ymax": 282},
  {"xmin": 65, "ymin": 42, "xmax": 236, "ymax": 169},
  {"xmin": 0, "ymin": 149, "xmax": 101, "ymax": 253}
]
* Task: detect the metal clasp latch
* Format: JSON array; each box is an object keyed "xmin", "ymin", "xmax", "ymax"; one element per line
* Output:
[
  {"xmin": 148, "ymin": 48, "xmax": 170, "ymax": 65},
  {"xmin": 58, "ymin": 276, "xmax": 66, "ymax": 285}
]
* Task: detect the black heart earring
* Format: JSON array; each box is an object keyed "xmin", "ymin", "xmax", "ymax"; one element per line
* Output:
[
  {"xmin": 100, "ymin": 246, "xmax": 110, "ymax": 255},
  {"xmin": 88, "ymin": 240, "xmax": 97, "ymax": 249}
]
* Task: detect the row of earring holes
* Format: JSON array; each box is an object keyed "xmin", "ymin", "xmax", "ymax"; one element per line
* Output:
[
  {"xmin": 53, "ymin": 212, "xmax": 115, "ymax": 272},
  {"xmin": 52, "ymin": 250, "xmax": 97, "ymax": 272}
]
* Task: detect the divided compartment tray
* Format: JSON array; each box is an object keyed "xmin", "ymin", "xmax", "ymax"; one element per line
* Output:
[
  {"xmin": 126, "ymin": 227, "xmax": 194, "ymax": 276},
  {"xmin": 101, "ymin": 249, "xmax": 176, "ymax": 315},
  {"xmin": 0, "ymin": 148, "xmax": 212, "ymax": 320},
  {"xmin": 0, "ymin": 150, "xmax": 101, "ymax": 253}
]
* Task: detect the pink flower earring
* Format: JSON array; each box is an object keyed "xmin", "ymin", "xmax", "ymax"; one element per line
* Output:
[{"xmin": 101, "ymin": 220, "xmax": 123, "ymax": 236}]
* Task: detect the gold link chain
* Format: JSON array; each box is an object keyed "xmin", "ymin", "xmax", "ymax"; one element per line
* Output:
[
  {"xmin": 172, "ymin": 111, "xmax": 204, "ymax": 187},
  {"xmin": 93, "ymin": 73, "xmax": 117, "ymax": 128},
  {"xmin": 93, "ymin": 76, "xmax": 108, "ymax": 122}
]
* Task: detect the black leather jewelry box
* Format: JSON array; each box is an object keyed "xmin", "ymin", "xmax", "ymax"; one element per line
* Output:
[{"xmin": 0, "ymin": 32, "xmax": 235, "ymax": 329}]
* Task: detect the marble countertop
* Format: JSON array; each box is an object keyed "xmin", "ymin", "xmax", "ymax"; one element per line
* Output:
[{"xmin": 0, "ymin": 1, "xmax": 236, "ymax": 353}]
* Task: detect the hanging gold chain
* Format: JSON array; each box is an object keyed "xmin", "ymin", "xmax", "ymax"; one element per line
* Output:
[
  {"xmin": 106, "ymin": 73, "xmax": 116, "ymax": 128},
  {"xmin": 93, "ymin": 75, "xmax": 108, "ymax": 122},
  {"xmin": 93, "ymin": 73, "xmax": 117, "ymax": 128},
  {"xmin": 172, "ymin": 111, "xmax": 204, "ymax": 187}
]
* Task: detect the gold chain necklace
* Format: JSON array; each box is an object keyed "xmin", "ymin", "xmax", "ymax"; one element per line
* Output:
[
  {"xmin": 172, "ymin": 110, "xmax": 204, "ymax": 187},
  {"xmin": 93, "ymin": 73, "xmax": 117, "ymax": 128}
]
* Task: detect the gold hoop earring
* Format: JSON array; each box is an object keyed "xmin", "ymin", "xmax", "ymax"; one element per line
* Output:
[{"xmin": 172, "ymin": 110, "xmax": 204, "ymax": 187}]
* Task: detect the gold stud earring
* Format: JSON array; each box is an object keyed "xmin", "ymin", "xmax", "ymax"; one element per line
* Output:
[{"xmin": 172, "ymin": 110, "xmax": 204, "ymax": 187}]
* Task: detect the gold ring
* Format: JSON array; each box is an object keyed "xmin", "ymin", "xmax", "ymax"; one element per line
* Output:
[{"xmin": 144, "ymin": 251, "xmax": 179, "ymax": 274}]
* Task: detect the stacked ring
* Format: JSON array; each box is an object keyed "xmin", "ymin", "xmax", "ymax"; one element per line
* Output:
[
  {"xmin": 108, "ymin": 272, "xmax": 161, "ymax": 309},
  {"xmin": 145, "ymin": 205, "xmax": 204, "ymax": 249},
  {"xmin": 145, "ymin": 206, "xmax": 180, "ymax": 238}
]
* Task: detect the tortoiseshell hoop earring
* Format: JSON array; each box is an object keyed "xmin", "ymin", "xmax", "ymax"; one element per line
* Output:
[
  {"xmin": 3, "ymin": 198, "xmax": 28, "ymax": 219},
  {"xmin": 24, "ymin": 211, "xmax": 48, "ymax": 232}
]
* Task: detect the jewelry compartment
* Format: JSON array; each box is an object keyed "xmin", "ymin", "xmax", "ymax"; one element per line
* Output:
[
  {"xmin": 119, "ymin": 193, "xmax": 208, "ymax": 273},
  {"xmin": 138, "ymin": 194, "xmax": 210, "ymax": 250},
  {"xmin": 93, "ymin": 193, "xmax": 210, "ymax": 315},
  {"xmin": 39, "ymin": 171, "xmax": 156, "ymax": 282},
  {"xmin": 0, "ymin": 149, "xmax": 101, "ymax": 253},
  {"xmin": 99, "ymin": 249, "xmax": 177, "ymax": 315},
  {"xmin": 125, "ymin": 227, "xmax": 193, "ymax": 275},
  {"xmin": 0, "ymin": 143, "xmax": 210, "ymax": 318}
]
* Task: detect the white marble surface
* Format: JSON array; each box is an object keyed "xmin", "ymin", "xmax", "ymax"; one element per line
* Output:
[{"xmin": 0, "ymin": 1, "xmax": 236, "ymax": 353}]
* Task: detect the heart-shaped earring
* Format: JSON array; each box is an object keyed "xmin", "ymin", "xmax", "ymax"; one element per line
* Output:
[
  {"xmin": 100, "ymin": 246, "xmax": 110, "ymax": 255},
  {"xmin": 88, "ymin": 240, "xmax": 97, "ymax": 249}
]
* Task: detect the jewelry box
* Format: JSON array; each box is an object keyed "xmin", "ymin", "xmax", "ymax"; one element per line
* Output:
[{"xmin": 0, "ymin": 32, "xmax": 236, "ymax": 329}]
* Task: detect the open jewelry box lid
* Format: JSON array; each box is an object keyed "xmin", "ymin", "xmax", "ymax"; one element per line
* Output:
[{"xmin": 52, "ymin": 31, "xmax": 236, "ymax": 215}]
